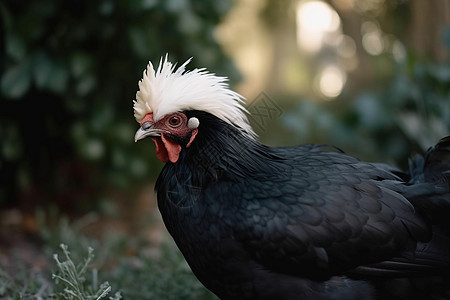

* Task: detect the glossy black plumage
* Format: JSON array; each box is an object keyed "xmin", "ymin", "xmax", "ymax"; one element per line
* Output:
[{"xmin": 155, "ymin": 111, "xmax": 450, "ymax": 300}]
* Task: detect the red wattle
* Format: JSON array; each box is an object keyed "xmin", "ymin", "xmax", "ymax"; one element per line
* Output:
[
  {"xmin": 161, "ymin": 134, "xmax": 182, "ymax": 163},
  {"xmin": 151, "ymin": 134, "xmax": 182, "ymax": 163},
  {"xmin": 151, "ymin": 137, "xmax": 169, "ymax": 163}
]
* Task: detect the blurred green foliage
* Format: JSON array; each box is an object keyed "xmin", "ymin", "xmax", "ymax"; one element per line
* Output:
[
  {"xmin": 257, "ymin": 29, "xmax": 450, "ymax": 168},
  {"xmin": 253, "ymin": 0, "xmax": 450, "ymax": 167},
  {"xmin": 0, "ymin": 0, "xmax": 238, "ymax": 210},
  {"xmin": 274, "ymin": 52, "xmax": 450, "ymax": 167}
]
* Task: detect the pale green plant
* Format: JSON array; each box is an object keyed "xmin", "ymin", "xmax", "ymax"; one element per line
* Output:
[{"xmin": 52, "ymin": 244, "xmax": 121, "ymax": 300}]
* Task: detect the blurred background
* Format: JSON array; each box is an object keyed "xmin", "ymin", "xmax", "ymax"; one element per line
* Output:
[{"xmin": 0, "ymin": 0, "xmax": 449, "ymax": 298}]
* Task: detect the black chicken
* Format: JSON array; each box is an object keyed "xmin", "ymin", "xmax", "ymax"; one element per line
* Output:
[{"xmin": 133, "ymin": 56, "xmax": 450, "ymax": 299}]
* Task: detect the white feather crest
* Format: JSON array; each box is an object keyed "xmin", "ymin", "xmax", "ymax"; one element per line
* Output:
[{"xmin": 133, "ymin": 55, "xmax": 256, "ymax": 138}]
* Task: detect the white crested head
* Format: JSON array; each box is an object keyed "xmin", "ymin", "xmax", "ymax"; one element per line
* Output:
[{"xmin": 133, "ymin": 55, "xmax": 256, "ymax": 138}]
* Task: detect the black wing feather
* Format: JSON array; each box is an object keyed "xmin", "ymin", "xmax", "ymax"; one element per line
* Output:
[{"xmin": 231, "ymin": 145, "xmax": 430, "ymax": 279}]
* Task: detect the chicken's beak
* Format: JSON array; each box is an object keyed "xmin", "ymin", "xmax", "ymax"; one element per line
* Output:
[{"xmin": 134, "ymin": 122, "xmax": 162, "ymax": 142}]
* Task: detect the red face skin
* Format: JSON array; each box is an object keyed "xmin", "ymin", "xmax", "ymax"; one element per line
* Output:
[{"xmin": 140, "ymin": 112, "xmax": 198, "ymax": 163}]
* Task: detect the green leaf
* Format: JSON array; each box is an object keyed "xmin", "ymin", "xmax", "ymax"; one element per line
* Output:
[
  {"xmin": 45, "ymin": 61, "xmax": 69, "ymax": 94},
  {"xmin": 5, "ymin": 34, "xmax": 27, "ymax": 61},
  {"xmin": 1, "ymin": 60, "xmax": 32, "ymax": 98},
  {"xmin": 76, "ymin": 74, "xmax": 97, "ymax": 96},
  {"xmin": 71, "ymin": 52, "xmax": 93, "ymax": 78},
  {"xmin": 33, "ymin": 51, "xmax": 53, "ymax": 88},
  {"xmin": 33, "ymin": 53, "xmax": 69, "ymax": 94}
]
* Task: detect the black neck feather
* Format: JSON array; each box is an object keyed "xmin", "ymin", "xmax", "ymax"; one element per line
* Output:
[{"xmin": 156, "ymin": 111, "xmax": 283, "ymax": 189}]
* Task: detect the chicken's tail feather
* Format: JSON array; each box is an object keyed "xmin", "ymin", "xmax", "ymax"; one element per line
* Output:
[
  {"xmin": 407, "ymin": 136, "xmax": 450, "ymax": 235},
  {"xmin": 409, "ymin": 136, "xmax": 450, "ymax": 187}
]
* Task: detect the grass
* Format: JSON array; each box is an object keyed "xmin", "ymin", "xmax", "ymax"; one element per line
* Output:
[
  {"xmin": 52, "ymin": 244, "xmax": 122, "ymax": 300},
  {"xmin": 0, "ymin": 210, "xmax": 218, "ymax": 300}
]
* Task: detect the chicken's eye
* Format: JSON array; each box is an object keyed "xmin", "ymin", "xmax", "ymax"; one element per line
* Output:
[{"xmin": 167, "ymin": 115, "xmax": 182, "ymax": 128}]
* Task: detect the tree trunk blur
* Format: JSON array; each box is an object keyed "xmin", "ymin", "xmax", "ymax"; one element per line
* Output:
[{"xmin": 406, "ymin": 0, "xmax": 449, "ymax": 62}]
